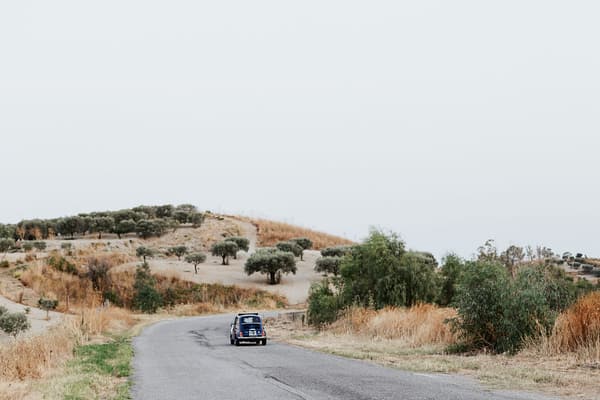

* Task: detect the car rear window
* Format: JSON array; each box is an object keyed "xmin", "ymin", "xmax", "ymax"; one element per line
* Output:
[
  {"xmin": 241, "ymin": 316, "xmax": 261, "ymax": 323},
  {"xmin": 241, "ymin": 323, "xmax": 261, "ymax": 330}
]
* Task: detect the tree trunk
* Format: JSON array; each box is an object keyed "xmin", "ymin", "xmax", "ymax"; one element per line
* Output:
[
  {"xmin": 194, "ymin": 264, "xmax": 198, "ymax": 274},
  {"xmin": 300, "ymin": 252, "xmax": 303, "ymax": 261},
  {"xmin": 117, "ymin": 233, "xmax": 121, "ymax": 239},
  {"xmin": 269, "ymin": 272, "xmax": 276, "ymax": 284}
]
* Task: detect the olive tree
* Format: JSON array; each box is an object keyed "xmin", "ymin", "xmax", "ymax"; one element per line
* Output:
[
  {"xmin": 38, "ymin": 298, "xmax": 58, "ymax": 320},
  {"xmin": 136, "ymin": 246, "xmax": 155, "ymax": 263},
  {"xmin": 167, "ymin": 245, "xmax": 188, "ymax": 261},
  {"xmin": 290, "ymin": 237, "xmax": 313, "ymax": 260},
  {"xmin": 245, "ymin": 249, "xmax": 297, "ymax": 284},
  {"xmin": 90, "ymin": 216, "xmax": 115, "ymax": 239},
  {"xmin": 314, "ymin": 256, "xmax": 342, "ymax": 276},
  {"xmin": 0, "ymin": 312, "xmax": 30, "ymax": 338},
  {"xmin": 225, "ymin": 237, "xmax": 250, "ymax": 259},
  {"xmin": 321, "ymin": 245, "xmax": 353, "ymax": 258},
  {"xmin": 185, "ymin": 252, "xmax": 207, "ymax": 274},
  {"xmin": 211, "ymin": 241, "xmax": 238, "ymax": 265},
  {"xmin": 276, "ymin": 241, "xmax": 303, "ymax": 258},
  {"xmin": 114, "ymin": 219, "xmax": 136, "ymax": 238}
]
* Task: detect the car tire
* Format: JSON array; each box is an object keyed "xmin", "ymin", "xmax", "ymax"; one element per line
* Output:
[
  {"xmin": 262, "ymin": 339, "xmax": 267, "ymax": 346},
  {"xmin": 235, "ymin": 338, "xmax": 240, "ymax": 346},
  {"xmin": 230, "ymin": 337, "xmax": 234, "ymax": 345}
]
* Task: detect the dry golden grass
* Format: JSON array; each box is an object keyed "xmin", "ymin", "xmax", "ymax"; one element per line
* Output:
[
  {"xmin": 331, "ymin": 305, "xmax": 458, "ymax": 347},
  {"xmin": 242, "ymin": 217, "xmax": 354, "ymax": 250},
  {"xmin": 0, "ymin": 306, "xmax": 136, "ymax": 382}
]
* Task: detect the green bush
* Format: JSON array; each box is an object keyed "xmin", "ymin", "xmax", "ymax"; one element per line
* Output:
[
  {"xmin": 0, "ymin": 238, "xmax": 15, "ymax": 253},
  {"xmin": 437, "ymin": 253, "xmax": 465, "ymax": 306},
  {"xmin": 132, "ymin": 263, "xmax": 162, "ymax": 313},
  {"xmin": 22, "ymin": 242, "xmax": 33, "ymax": 252},
  {"xmin": 0, "ymin": 260, "xmax": 9, "ymax": 269},
  {"xmin": 338, "ymin": 231, "xmax": 438, "ymax": 308},
  {"xmin": 33, "ymin": 241, "xmax": 47, "ymax": 251},
  {"xmin": 0, "ymin": 312, "xmax": 30, "ymax": 337},
  {"xmin": 0, "ymin": 306, "xmax": 7, "ymax": 316},
  {"xmin": 450, "ymin": 262, "xmax": 579, "ymax": 354},
  {"xmin": 307, "ymin": 280, "xmax": 340, "ymax": 326},
  {"xmin": 47, "ymin": 255, "xmax": 78, "ymax": 275}
]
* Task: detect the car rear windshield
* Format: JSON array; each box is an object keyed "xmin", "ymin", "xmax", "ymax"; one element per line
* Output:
[{"xmin": 241, "ymin": 323, "xmax": 261, "ymax": 330}]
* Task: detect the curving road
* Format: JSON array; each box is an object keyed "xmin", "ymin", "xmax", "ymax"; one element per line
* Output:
[{"xmin": 132, "ymin": 313, "xmax": 557, "ymax": 400}]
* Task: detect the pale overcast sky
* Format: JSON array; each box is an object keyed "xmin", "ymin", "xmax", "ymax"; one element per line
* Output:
[{"xmin": 1, "ymin": 1, "xmax": 598, "ymax": 259}]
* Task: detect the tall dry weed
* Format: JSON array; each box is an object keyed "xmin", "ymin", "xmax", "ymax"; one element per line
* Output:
[
  {"xmin": 331, "ymin": 304, "xmax": 458, "ymax": 347},
  {"xmin": 244, "ymin": 218, "xmax": 354, "ymax": 250}
]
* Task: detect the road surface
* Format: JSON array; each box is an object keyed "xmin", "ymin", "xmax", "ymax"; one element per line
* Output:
[{"xmin": 132, "ymin": 313, "xmax": 557, "ymax": 400}]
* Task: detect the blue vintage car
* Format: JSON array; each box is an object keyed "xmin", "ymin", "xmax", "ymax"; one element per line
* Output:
[{"xmin": 229, "ymin": 313, "xmax": 267, "ymax": 346}]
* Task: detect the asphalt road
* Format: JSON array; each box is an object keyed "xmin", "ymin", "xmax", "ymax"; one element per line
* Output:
[{"xmin": 132, "ymin": 313, "xmax": 557, "ymax": 400}]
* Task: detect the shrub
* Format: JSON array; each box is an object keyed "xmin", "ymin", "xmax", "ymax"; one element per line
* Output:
[
  {"xmin": 321, "ymin": 245, "xmax": 353, "ymax": 258},
  {"xmin": 185, "ymin": 252, "xmax": 207, "ymax": 274},
  {"xmin": 314, "ymin": 256, "xmax": 342, "ymax": 276},
  {"xmin": 0, "ymin": 260, "xmax": 9, "ymax": 269},
  {"xmin": 136, "ymin": 219, "xmax": 166, "ymax": 239},
  {"xmin": 0, "ymin": 312, "xmax": 30, "ymax": 337},
  {"xmin": 87, "ymin": 257, "xmax": 113, "ymax": 293},
  {"xmin": 132, "ymin": 263, "xmax": 163, "ymax": 313},
  {"xmin": 276, "ymin": 241, "xmax": 303, "ymax": 258},
  {"xmin": 225, "ymin": 237, "xmax": 250, "ymax": 259},
  {"xmin": 22, "ymin": 242, "xmax": 33, "ymax": 252},
  {"xmin": 451, "ymin": 262, "xmax": 579, "ymax": 354},
  {"xmin": 33, "ymin": 241, "xmax": 47, "ymax": 251},
  {"xmin": 0, "ymin": 306, "xmax": 7, "ymax": 316},
  {"xmin": 211, "ymin": 241, "xmax": 238, "ymax": 265},
  {"xmin": 47, "ymin": 255, "xmax": 78, "ymax": 275},
  {"xmin": 307, "ymin": 280, "xmax": 340, "ymax": 326},
  {"xmin": 0, "ymin": 238, "xmax": 15, "ymax": 253},
  {"xmin": 245, "ymin": 249, "xmax": 297, "ymax": 284},
  {"xmin": 167, "ymin": 245, "xmax": 188, "ymax": 260}
]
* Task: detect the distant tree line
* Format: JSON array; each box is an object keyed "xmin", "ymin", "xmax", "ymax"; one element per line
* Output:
[{"xmin": 0, "ymin": 204, "xmax": 205, "ymax": 242}]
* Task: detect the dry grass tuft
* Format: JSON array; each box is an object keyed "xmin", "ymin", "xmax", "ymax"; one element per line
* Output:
[
  {"xmin": 243, "ymin": 217, "xmax": 354, "ymax": 250},
  {"xmin": 0, "ymin": 323, "xmax": 80, "ymax": 381},
  {"xmin": 526, "ymin": 292, "xmax": 600, "ymax": 364},
  {"xmin": 331, "ymin": 304, "xmax": 458, "ymax": 347},
  {"xmin": 0, "ymin": 306, "xmax": 137, "ymax": 383}
]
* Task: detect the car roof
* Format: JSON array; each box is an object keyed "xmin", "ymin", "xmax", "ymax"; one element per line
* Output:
[{"xmin": 237, "ymin": 312, "xmax": 260, "ymax": 316}]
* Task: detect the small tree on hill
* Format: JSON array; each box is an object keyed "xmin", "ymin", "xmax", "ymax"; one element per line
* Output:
[
  {"xmin": 0, "ymin": 312, "xmax": 30, "ymax": 338},
  {"xmin": 290, "ymin": 238, "xmax": 313, "ymax": 261},
  {"xmin": 136, "ymin": 246, "xmax": 155, "ymax": 263},
  {"xmin": 185, "ymin": 252, "xmax": 207, "ymax": 274},
  {"xmin": 167, "ymin": 245, "xmax": 188, "ymax": 261},
  {"xmin": 315, "ymin": 256, "xmax": 342, "ymax": 276},
  {"xmin": 90, "ymin": 216, "xmax": 115, "ymax": 239},
  {"xmin": 245, "ymin": 249, "xmax": 297, "ymax": 284},
  {"xmin": 190, "ymin": 212, "xmax": 205, "ymax": 228},
  {"xmin": 225, "ymin": 237, "xmax": 250, "ymax": 259},
  {"xmin": 114, "ymin": 219, "xmax": 136, "ymax": 239},
  {"xmin": 22, "ymin": 242, "xmax": 33, "ymax": 252},
  {"xmin": 211, "ymin": 241, "xmax": 238, "ymax": 265},
  {"xmin": 321, "ymin": 245, "xmax": 353, "ymax": 258},
  {"xmin": 38, "ymin": 298, "xmax": 58, "ymax": 320},
  {"xmin": 132, "ymin": 263, "xmax": 162, "ymax": 313},
  {"xmin": 33, "ymin": 241, "xmax": 47, "ymax": 251},
  {"xmin": 276, "ymin": 241, "xmax": 303, "ymax": 259}
]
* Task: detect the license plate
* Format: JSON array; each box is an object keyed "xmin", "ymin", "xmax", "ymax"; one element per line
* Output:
[{"xmin": 249, "ymin": 330, "xmax": 256, "ymax": 336}]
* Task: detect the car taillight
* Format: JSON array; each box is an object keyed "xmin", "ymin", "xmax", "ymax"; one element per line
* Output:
[{"xmin": 239, "ymin": 331, "xmax": 243, "ymax": 337}]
